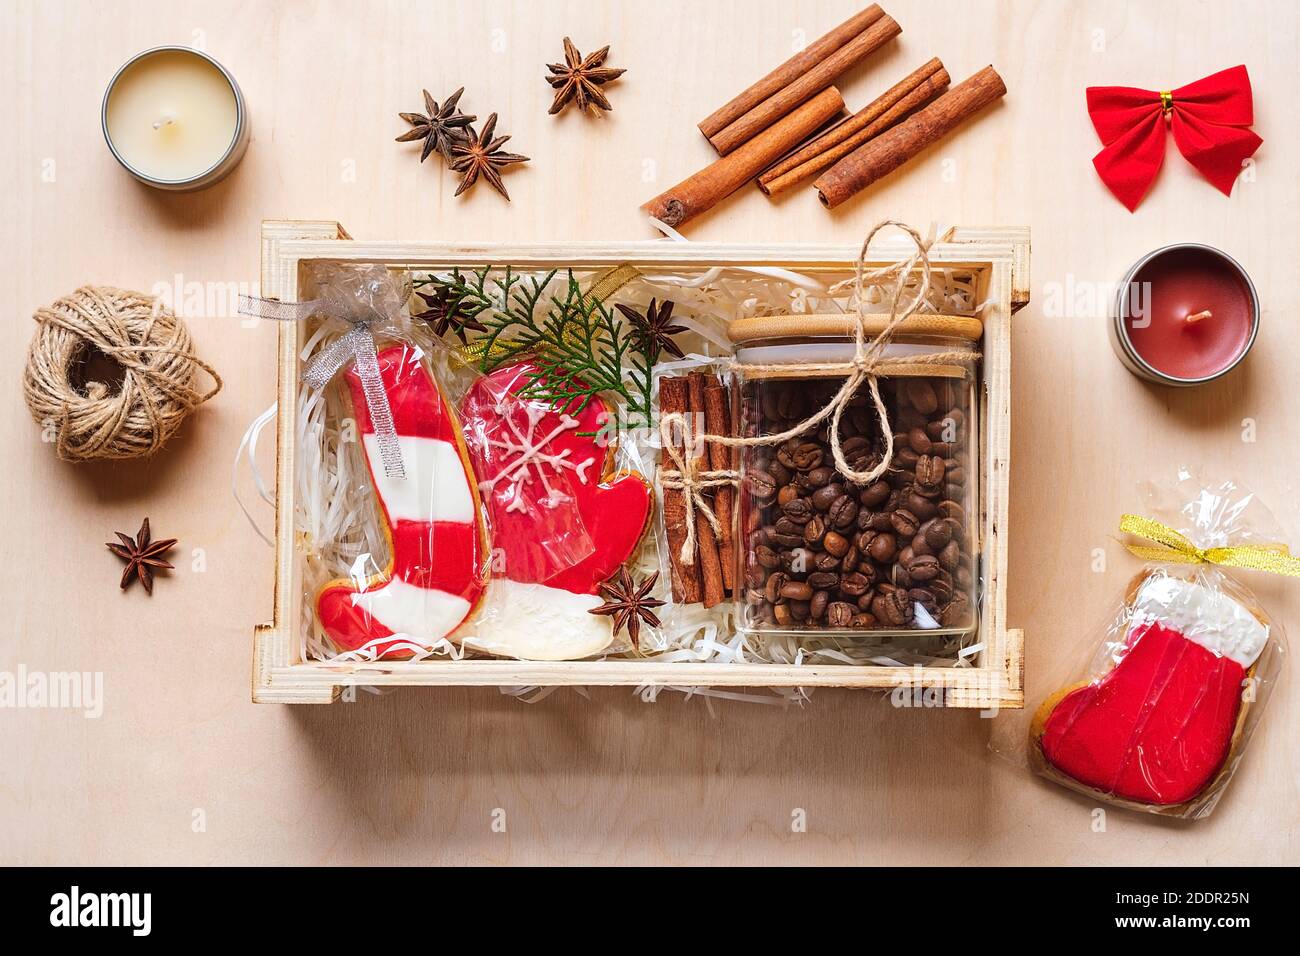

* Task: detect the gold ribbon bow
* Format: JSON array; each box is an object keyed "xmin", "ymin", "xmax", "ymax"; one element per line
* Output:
[{"xmin": 1120, "ymin": 513, "xmax": 1300, "ymax": 577}]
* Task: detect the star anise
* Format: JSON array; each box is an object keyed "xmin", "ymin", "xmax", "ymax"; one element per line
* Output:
[
  {"xmin": 449, "ymin": 114, "xmax": 530, "ymax": 200},
  {"xmin": 396, "ymin": 87, "xmax": 476, "ymax": 163},
  {"xmin": 616, "ymin": 298, "xmax": 688, "ymax": 360},
  {"xmin": 588, "ymin": 568, "xmax": 666, "ymax": 648},
  {"xmin": 546, "ymin": 37, "xmax": 626, "ymax": 115},
  {"xmin": 106, "ymin": 518, "xmax": 177, "ymax": 595},
  {"xmin": 411, "ymin": 286, "xmax": 487, "ymax": 344}
]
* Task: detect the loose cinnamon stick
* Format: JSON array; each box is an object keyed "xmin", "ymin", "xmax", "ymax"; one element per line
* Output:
[
  {"xmin": 701, "ymin": 374, "xmax": 736, "ymax": 596},
  {"xmin": 689, "ymin": 373, "xmax": 725, "ymax": 609},
  {"xmin": 758, "ymin": 58, "xmax": 950, "ymax": 196},
  {"xmin": 644, "ymin": 86, "xmax": 845, "ymax": 229},
  {"xmin": 659, "ymin": 376, "xmax": 701, "ymax": 604},
  {"xmin": 709, "ymin": 13, "xmax": 901, "ymax": 155},
  {"xmin": 699, "ymin": 4, "xmax": 885, "ymax": 140},
  {"xmin": 815, "ymin": 65, "xmax": 1007, "ymax": 209}
]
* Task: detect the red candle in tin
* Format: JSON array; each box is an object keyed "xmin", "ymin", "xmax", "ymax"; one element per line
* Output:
[{"xmin": 1119, "ymin": 245, "xmax": 1258, "ymax": 383}]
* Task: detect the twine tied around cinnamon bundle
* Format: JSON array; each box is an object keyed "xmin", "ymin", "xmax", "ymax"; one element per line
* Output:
[
  {"xmin": 23, "ymin": 286, "xmax": 223, "ymax": 462},
  {"xmin": 655, "ymin": 220, "xmax": 980, "ymax": 564},
  {"xmin": 658, "ymin": 410, "xmax": 740, "ymax": 563}
]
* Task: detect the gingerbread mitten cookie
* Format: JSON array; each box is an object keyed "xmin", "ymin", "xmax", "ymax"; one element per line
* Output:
[{"xmin": 459, "ymin": 362, "xmax": 652, "ymax": 660}]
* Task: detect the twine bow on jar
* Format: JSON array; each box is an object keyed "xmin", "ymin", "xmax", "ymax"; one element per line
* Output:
[
  {"xmin": 239, "ymin": 264, "xmax": 410, "ymax": 479},
  {"xmin": 654, "ymin": 220, "xmax": 980, "ymax": 565},
  {"xmin": 660, "ymin": 221, "xmax": 980, "ymax": 497}
]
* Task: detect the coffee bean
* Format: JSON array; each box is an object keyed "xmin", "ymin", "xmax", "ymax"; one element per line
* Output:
[
  {"xmin": 764, "ymin": 572, "xmax": 788, "ymax": 604},
  {"xmin": 804, "ymin": 466, "xmax": 835, "ymax": 489},
  {"xmin": 826, "ymin": 601, "xmax": 855, "ymax": 627},
  {"xmin": 841, "ymin": 435, "xmax": 871, "ymax": 458},
  {"xmin": 789, "ymin": 442, "xmax": 823, "ymax": 471},
  {"xmin": 811, "ymin": 483, "xmax": 843, "ymax": 511},
  {"xmin": 747, "ymin": 470, "xmax": 777, "ymax": 501},
  {"xmin": 840, "ymin": 571, "xmax": 871, "ymax": 597},
  {"xmin": 814, "ymin": 552, "xmax": 841, "ymax": 573},
  {"xmin": 802, "ymin": 516, "xmax": 827, "ymax": 547},
  {"xmin": 777, "ymin": 484, "xmax": 798, "ymax": 507},
  {"xmin": 890, "ymin": 509, "xmax": 920, "ymax": 537},
  {"xmin": 807, "ymin": 571, "xmax": 840, "ymax": 590},
  {"xmin": 907, "ymin": 553, "xmax": 942, "ymax": 582},
  {"xmin": 906, "ymin": 493, "xmax": 939, "ymax": 520},
  {"xmin": 810, "ymin": 590, "xmax": 829, "ymax": 620},
  {"xmin": 755, "ymin": 544, "xmax": 780, "ymax": 569},
  {"xmin": 773, "ymin": 603, "xmax": 793, "ymax": 626},
  {"xmin": 859, "ymin": 480, "xmax": 891, "ymax": 508},
  {"xmin": 904, "ymin": 379, "xmax": 939, "ymax": 414},
  {"xmin": 937, "ymin": 500, "xmax": 965, "ymax": 525},
  {"xmin": 939, "ymin": 540, "xmax": 961, "ymax": 571},
  {"xmin": 823, "ymin": 530, "xmax": 849, "ymax": 557},
  {"xmin": 907, "ymin": 427, "xmax": 932, "ymax": 454},
  {"xmin": 779, "ymin": 580, "xmax": 814, "ymax": 601},
  {"xmin": 908, "ymin": 588, "xmax": 939, "ymax": 614},
  {"xmin": 769, "ymin": 461, "xmax": 792, "ymax": 485},
  {"xmin": 782, "ymin": 498, "xmax": 813, "ymax": 523},
  {"xmin": 914, "ymin": 454, "xmax": 945, "ymax": 492},
  {"xmin": 924, "ymin": 518, "xmax": 955, "ymax": 549},
  {"xmin": 787, "ymin": 547, "xmax": 814, "ymax": 573},
  {"xmin": 867, "ymin": 531, "xmax": 897, "ymax": 563},
  {"xmin": 850, "ymin": 612, "xmax": 876, "ymax": 628},
  {"xmin": 872, "ymin": 589, "xmax": 915, "ymax": 626},
  {"xmin": 827, "ymin": 495, "xmax": 858, "ymax": 529},
  {"xmin": 840, "ymin": 544, "xmax": 860, "ymax": 573}
]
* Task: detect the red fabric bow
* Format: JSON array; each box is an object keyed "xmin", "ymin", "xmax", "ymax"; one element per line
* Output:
[{"xmin": 1086, "ymin": 65, "xmax": 1262, "ymax": 211}]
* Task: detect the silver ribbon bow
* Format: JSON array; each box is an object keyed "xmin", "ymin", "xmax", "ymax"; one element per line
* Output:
[{"xmin": 238, "ymin": 268, "xmax": 407, "ymax": 479}]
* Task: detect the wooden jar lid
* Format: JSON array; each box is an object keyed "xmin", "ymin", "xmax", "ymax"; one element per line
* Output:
[{"xmin": 727, "ymin": 312, "xmax": 984, "ymax": 344}]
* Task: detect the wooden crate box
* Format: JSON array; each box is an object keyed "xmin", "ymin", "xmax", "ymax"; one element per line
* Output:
[{"xmin": 252, "ymin": 220, "xmax": 1029, "ymax": 708}]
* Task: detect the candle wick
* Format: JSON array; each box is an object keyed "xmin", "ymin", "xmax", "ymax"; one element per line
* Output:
[
  {"xmin": 152, "ymin": 114, "xmax": 174, "ymax": 130},
  {"xmin": 1185, "ymin": 309, "xmax": 1213, "ymax": 325}
]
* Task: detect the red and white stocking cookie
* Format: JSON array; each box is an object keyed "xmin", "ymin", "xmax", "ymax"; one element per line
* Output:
[
  {"xmin": 317, "ymin": 345, "xmax": 487, "ymax": 657},
  {"xmin": 1032, "ymin": 571, "xmax": 1268, "ymax": 808},
  {"xmin": 458, "ymin": 362, "xmax": 653, "ymax": 660}
]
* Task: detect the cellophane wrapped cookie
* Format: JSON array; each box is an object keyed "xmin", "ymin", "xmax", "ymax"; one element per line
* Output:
[
  {"xmin": 295, "ymin": 266, "xmax": 605, "ymax": 663},
  {"xmin": 1028, "ymin": 475, "xmax": 1289, "ymax": 819}
]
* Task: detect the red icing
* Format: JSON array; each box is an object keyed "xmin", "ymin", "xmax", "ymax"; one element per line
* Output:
[
  {"xmin": 317, "ymin": 586, "xmax": 396, "ymax": 652},
  {"xmin": 1040, "ymin": 620, "xmax": 1246, "ymax": 806},
  {"xmin": 316, "ymin": 346, "xmax": 483, "ymax": 656},
  {"xmin": 346, "ymin": 344, "xmax": 460, "ymax": 443},
  {"xmin": 460, "ymin": 363, "xmax": 651, "ymax": 595}
]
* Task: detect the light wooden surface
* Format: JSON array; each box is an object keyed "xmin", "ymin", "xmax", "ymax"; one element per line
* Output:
[{"xmin": 2, "ymin": 0, "xmax": 1296, "ymax": 866}]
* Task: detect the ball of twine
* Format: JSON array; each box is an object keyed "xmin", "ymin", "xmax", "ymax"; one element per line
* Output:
[{"xmin": 23, "ymin": 286, "xmax": 223, "ymax": 462}]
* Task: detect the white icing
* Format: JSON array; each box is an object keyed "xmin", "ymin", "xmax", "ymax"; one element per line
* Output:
[
  {"xmin": 478, "ymin": 403, "xmax": 594, "ymax": 514},
  {"xmin": 349, "ymin": 576, "xmax": 472, "ymax": 643},
  {"xmin": 460, "ymin": 580, "xmax": 614, "ymax": 660},
  {"xmin": 1132, "ymin": 576, "xmax": 1268, "ymax": 668},
  {"xmin": 363, "ymin": 435, "xmax": 474, "ymax": 524}
]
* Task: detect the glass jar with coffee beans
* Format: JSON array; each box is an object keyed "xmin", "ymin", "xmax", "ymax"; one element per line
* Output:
[{"xmin": 728, "ymin": 313, "xmax": 982, "ymax": 637}]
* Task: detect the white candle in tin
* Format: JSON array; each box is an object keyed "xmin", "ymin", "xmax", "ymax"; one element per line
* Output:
[{"xmin": 103, "ymin": 48, "xmax": 246, "ymax": 189}]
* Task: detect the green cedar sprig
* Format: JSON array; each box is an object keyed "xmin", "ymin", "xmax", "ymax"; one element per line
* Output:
[{"xmin": 413, "ymin": 266, "xmax": 655, "ymax": 431}]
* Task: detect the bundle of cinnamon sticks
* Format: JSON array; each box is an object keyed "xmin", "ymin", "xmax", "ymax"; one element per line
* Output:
[
  {"xmin": 659, "ymin": 373, "xmax": 736, "ymax": 609},
  {"xmin": 642, "ymin": 5, "xmax": 1007, "ymax": 227}
]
